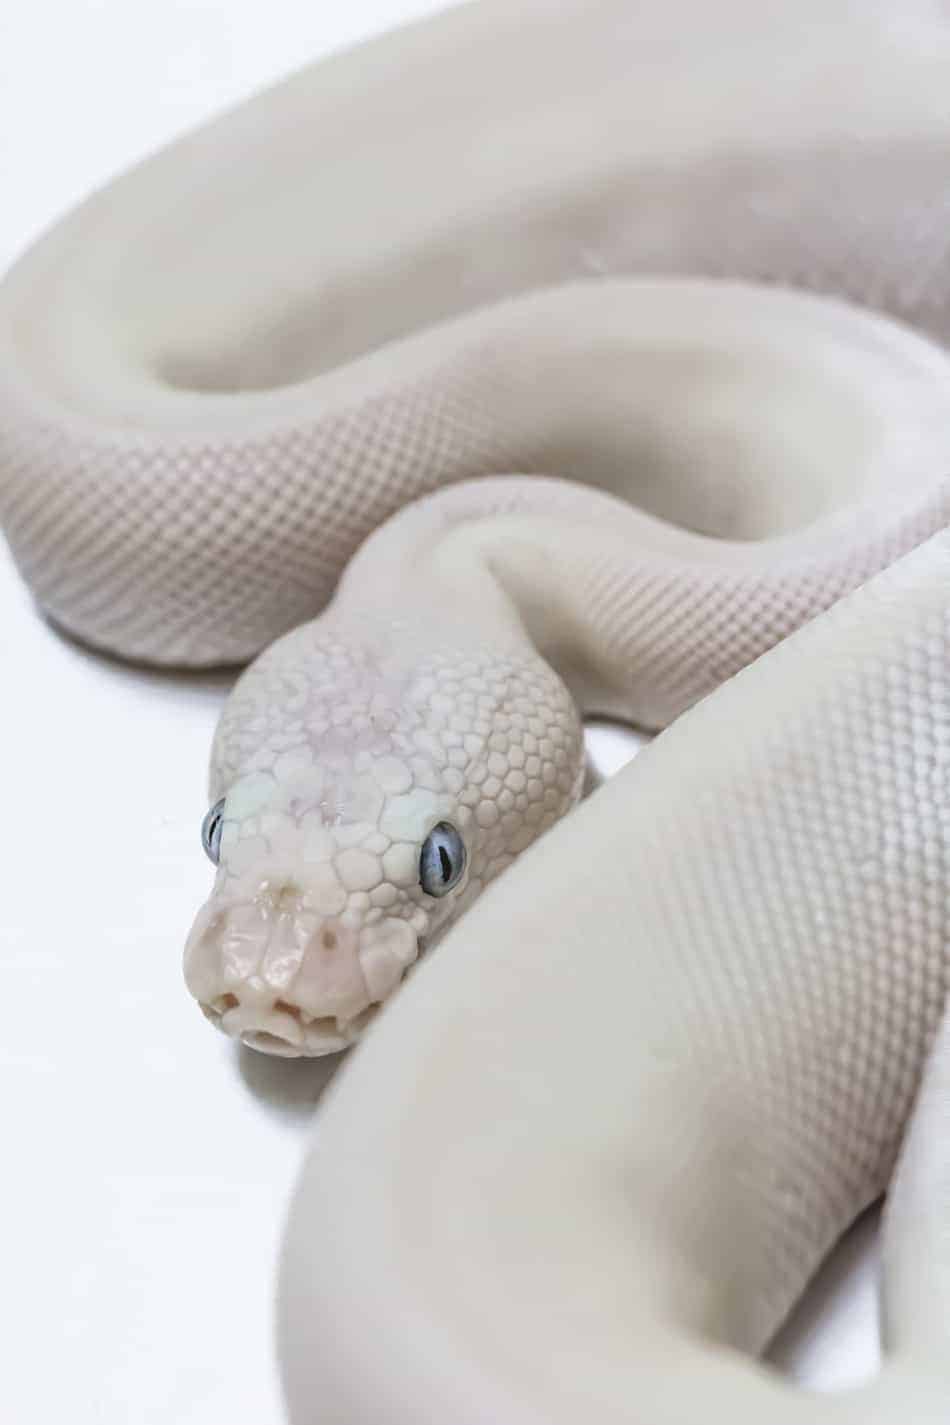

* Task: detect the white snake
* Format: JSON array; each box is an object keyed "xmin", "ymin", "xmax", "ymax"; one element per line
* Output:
[{"xmin": 2, "ymin": 0, "xmax": 950, "ymax": 1418}]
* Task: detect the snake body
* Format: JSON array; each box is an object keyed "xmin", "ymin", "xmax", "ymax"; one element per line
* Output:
[{"xmin": 2, "ymin": 0, "xmax": 950, "ymax": 1418}]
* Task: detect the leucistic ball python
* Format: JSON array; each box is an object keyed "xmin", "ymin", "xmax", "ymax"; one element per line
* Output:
[{"xmin": 2, "ymin": 0, "xmax": 950, "ymax": 1419}]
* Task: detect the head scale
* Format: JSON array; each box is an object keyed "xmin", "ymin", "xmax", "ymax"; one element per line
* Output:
[{"xmin": 184, "ymin": 619, "xmax": 582, "ymax": 1054}]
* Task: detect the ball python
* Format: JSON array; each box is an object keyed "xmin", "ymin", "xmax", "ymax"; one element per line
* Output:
[{"xmin": 1, "ymin": 0, "xmax": 950, "ymax": 1419}]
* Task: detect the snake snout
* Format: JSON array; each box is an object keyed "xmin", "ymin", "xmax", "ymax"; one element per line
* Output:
[
  {"xmin": 184, "ymin": 897, "xmax": 418, "ymax": 1056},
  {"xmin": 201, "ymin": 991, "xmax": 378, "ymax": 1057}
]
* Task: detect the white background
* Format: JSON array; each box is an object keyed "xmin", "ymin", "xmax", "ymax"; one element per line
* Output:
[{"xmin": 0, "ymin": 4, "xmax": 881, "ymax": 1420}]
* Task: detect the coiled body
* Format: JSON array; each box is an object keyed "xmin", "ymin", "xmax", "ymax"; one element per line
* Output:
[{"xmin": 1, "ymin": 1, "xmax": 950, "ymax": 1420}]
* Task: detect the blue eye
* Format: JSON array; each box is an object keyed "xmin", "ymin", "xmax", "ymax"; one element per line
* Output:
[
  {"xmin": 201, "ymin": 798, "xmax": 226, "ymax": 865},
  {"xmin": 419, "ymin": 822, "xmax": 466, "ymax": 898}
]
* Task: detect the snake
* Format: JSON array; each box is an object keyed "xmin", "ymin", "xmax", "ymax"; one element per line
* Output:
[{"xmin": 2, "ymin": 0, "xmax": 950, "ymax": 1418}]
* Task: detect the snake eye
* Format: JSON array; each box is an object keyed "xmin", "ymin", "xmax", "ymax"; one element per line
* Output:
[
  {"xmin": 419, "ymin": 822, "xmax": 467, "ymax": 898},
  {"xmin": 201, "ymin": 798, "xmax": 226, "ymax": 866}
]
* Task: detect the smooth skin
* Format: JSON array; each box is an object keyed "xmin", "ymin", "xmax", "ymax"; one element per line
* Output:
[{"xmin": 1, "ymin": 0, "xmax": 949, "ymax": 1420}]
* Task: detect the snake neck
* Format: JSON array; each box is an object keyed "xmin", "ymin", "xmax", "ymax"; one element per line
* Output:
[{"xmin": 332, "ymin": 463, "xmax": 950, "ymax": 733}]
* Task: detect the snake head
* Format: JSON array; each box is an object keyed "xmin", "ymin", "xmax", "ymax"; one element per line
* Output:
[
  {"xmin": 183, "ymin": 751, "xmax": 470, "ymax": 1055},
  {"xmin": 183, "ymin": 619, "xmax": 583, "ymax": 1056}
]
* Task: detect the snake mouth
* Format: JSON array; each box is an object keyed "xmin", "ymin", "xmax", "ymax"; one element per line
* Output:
[
  {"xmin": 200, "ymin": 993, "xmax": 380, "ymax": 1057},
  {"xmin": 185, "ymin": 900, "xmax": 422, "ymax": 1056}
]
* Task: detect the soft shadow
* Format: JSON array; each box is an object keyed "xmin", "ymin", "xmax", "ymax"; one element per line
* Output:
[
  {"xmin": 584, "ymin": 716, "xmax": 653, "ymax": 794},
  {"xmin": 767, "ymin": 1203, "xmax": 881, "ymax": 1378},
  {"xmin": 583, "ymin": 751, "xmax": 604, "ymax": 797},
  {"xmin": 41, "ymin": 606, "xmax": 241, "ymax": 702},
  {"xmin": 236, "ymin": 1041, "xmax": 349, "ymax": 1122}
]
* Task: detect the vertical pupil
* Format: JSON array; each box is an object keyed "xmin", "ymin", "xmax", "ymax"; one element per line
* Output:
[{"xmin": 438, "ymin": 845, "xmax": 452, "ymax": 881}]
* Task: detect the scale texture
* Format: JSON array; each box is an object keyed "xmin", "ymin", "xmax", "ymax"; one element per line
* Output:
[{"xmin": 1, "ymin": 1, "xmax": 950, "ymax": 1421}]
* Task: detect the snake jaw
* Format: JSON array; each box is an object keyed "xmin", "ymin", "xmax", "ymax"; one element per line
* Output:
[
  {"xmin": 183, "ymin": 889, "xmax": 421, "ymax": 1056},
  {"xmin": 200, "ymin": 994, "xmax": 383, "ymax": 1057}
]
